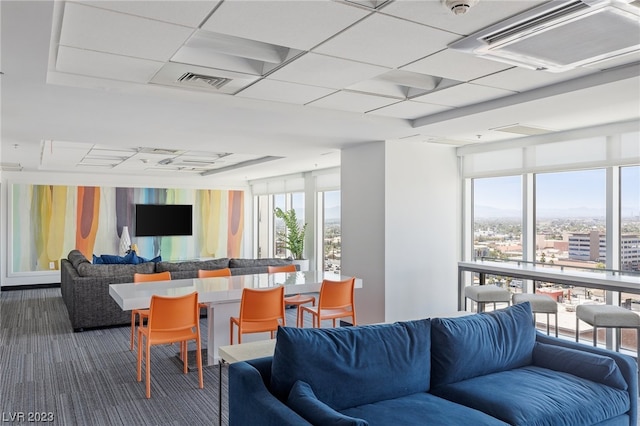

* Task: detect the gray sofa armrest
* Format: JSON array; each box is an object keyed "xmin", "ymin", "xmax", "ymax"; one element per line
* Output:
[
  {"xmin": 229, "ymin": 357, "xmax": 311, "ymax": 426},
  {"xmin": 535, "ymin": 332, "xmax": 638, "ymax": 423}
]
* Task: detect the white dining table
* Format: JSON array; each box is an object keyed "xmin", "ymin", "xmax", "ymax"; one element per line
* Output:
[{"xmin": 109, "ymin": 270, "xmax": 362, "ymax": 365}]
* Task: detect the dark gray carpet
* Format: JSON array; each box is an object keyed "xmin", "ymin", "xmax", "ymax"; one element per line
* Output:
[
  {"xmin": 1, "ymin": 288, "xmax": 232, "ymax": 425},
  {"xmin": 1, "ymin": 287, "xmax": 316, "ymax": 426}
]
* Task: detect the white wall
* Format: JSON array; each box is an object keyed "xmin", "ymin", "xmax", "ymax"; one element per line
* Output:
[
  {"xmin": 341, "ymin": 141, "xmax": 459, "ymax": 324},
  {"xmin": 341, "ymin": 142, "xmax": 386, "ymax": 325},
  {"xmin": 0, "ymin": 170, "xmax": 251, "ymax": 287},
  {"xmin": 385, "ymin": 141, "xmax": 459, "ymax": 321}
]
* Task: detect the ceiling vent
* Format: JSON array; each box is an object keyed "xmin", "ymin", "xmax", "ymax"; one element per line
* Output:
[
  {"xmin": 178, "ymin": 72, "xmax": 232, "ymax": 90},
  {"xmin": 0, "ymin": 162, "xmax": 23, "ymax": 171},
  {"xmin": 449, "ymin": 0, "xmax": 640, "ymax": 72}
]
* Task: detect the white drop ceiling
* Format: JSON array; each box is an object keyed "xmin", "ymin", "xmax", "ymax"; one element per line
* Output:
[{"xmin": 1, "ymin": 0, "xmax": 639, "ymax": 182}]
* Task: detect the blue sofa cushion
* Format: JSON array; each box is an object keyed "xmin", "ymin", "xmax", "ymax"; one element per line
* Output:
[
  {"xmin": 533, "ymin": 341, "xmax": 628, "ymax": 390},
  {"xmin": 431, "ymin": 366, "xmax": 630, "ymax": 426},
  {"xmin": 431, "ymin": 302, "xmax": 536, "ymax": 386},
  {"xmin": 341, "ymin": 392, "xmax": 509, "ymax": 426},
  {"xmin": 287, "ymin": 381, "xmax": 368, "ymax": 426},
  {"xmin": 92, "ymin": 254, "xmax": 104, "ymax": 264},
  {"xmin": 271, "ymin": 319, "xmax": 431, "ymax": 411}
]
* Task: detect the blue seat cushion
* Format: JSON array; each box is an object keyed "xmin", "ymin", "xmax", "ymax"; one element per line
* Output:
[
  {"xmin": 431, "ymin": 366, "xmax": 630, "ymax": 426},
  {"xmin": 271, "ymin": 319, "xmax": 431, "ymax": 411},
  {"xmin": 431, "ymin": 302, "xmax": 536, "ymax": 386},
  {"xmin": 340, "ymin": 392, "xmax": 509, "ymax": 426}
]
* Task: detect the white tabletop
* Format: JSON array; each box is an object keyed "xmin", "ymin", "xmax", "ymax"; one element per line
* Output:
[
  {"xmin": 218, "ymin": 339, "xmax": 276, "ymax": 363},
  {"xmin": 109, "ymin": 270, "xmax": 362, "ymax": 311}
]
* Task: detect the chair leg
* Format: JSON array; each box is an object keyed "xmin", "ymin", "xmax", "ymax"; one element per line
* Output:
[
  {"xmin": 576, "ymin": 317, "xmax": 580, "ymax": 342},
  {"xmin": 554, "ymin": 313, "xmax": 558, "ymax": 338},
  {"xmin": 182, "ymin": 342, "xmax": 188, "ymax": 374},
  {"xmin": 130, "ymin": 312, "xmax": 136, "ymax": 351},
  {"xmin": 229, "ymin": 321, "xmax": 234, "ymax": 345},
  {"xmin": 137, "ymin": 331, "xmax": 143, "ymax": 382},
  {"xmin": 195, "ymin": 337, "xmax": 203, "ymax": 389},
  {"xmin": 145, "ymin": 341, "xmax": 152, "ymax": 398},
  {"xmin": 593, "ymin": 326, "xmax": 598, "ymax": 347}
]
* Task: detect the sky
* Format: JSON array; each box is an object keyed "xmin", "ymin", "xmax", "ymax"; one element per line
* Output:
[{"xmin": 474, "ymin": 166, "xmax": 639, "ymax": 218}]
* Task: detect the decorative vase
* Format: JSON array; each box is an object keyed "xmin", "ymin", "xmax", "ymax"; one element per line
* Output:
[
  {"xmin": 293, "ymin": 259, "xmax": 309, "ymax": 272},
  {"xmin": 119, "ymin": 226, "xmax": 131, "ymax": 256}
]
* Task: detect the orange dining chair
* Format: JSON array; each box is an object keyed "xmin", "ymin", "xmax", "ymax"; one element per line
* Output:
[
  {"xmin": 300, "ymin": 277, "xmax": 356, "ymax": 328},
  {"xmin": 268, "ymin": 265, "xmax": 315, "ymax": 327},
  {"xmin": 137, "ymin": 292, "xmax": 203, "ymax": 398},
  {"xmin": 230, "ymin": 286, "xmax": 285, "ymax": 344},
  {"xmin": 197, "ymin": 268, "xmax": 232, "ymax": 310},
  {"xmin": 130, "ymin": 271, "xmax": 171, "ymax": 351}
]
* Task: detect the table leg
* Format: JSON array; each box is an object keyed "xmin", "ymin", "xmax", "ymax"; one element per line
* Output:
[
  {"xmin": 207, "ymin": 302, "xmax": 240, "ymax": 366},
  {"xmin": 219, "ymin": 359, "xmax": 225, "ymax": 426}
]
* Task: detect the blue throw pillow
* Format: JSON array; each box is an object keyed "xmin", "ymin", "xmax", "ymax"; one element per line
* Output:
[
  {"xmin": 431, "ymin": 302, "xmax": 536, "ymax": 387},
  {"xmin": 136, "ymin": 255, "xmax": 162, "ymax": 263},
  {"xmin": 287, "ymin": 381, "xmax": 369, "ymax": 426},
  {"xmin": 271, "ymin": 319, "xmax": 431, "ymax": 411},
  {"xmin": 533, "ymin": 342, "xmax": 628, "ymax": 390},
  {"xmin": 100, "ymin": 254, "xmax": 126, "ymax": 264},
  {"xmin": 92, "ymin": 254, "xmax": 104, "ymax": 264}
]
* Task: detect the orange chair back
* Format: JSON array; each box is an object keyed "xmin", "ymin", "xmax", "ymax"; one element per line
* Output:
[
  {"xmin": 318, "ymin": 277, "xmax": 356, "ymax": 310},
  {"xmin": 147, "ymin": 292, "xmax": 199, "ymax": 333},
  {"xmin": 239, "ymin": 286, "xmax": 286, "ymax": 324},
  {"xmin": 198, "ymin": 268, "xmax": 232, "ymax": 278},
  {"xmin": 134, "ymin": 271, "xmax": 171, "ymax": 283},
  {"xmin": 267, "ymin": 264, "xmax": 296, "ymax": 273}
]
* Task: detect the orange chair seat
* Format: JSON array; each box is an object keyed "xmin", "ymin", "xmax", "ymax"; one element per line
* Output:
[
  {"xmin": 303, "ymin": 307, "xmax": 353, "ymax": 320},
  {"xmin": 230, "ymin": 317, "xmax": 282, "ymax": 334},
  {"xmin": 284, "ymin": 294, "xmax": 315, "ymax": 304}
]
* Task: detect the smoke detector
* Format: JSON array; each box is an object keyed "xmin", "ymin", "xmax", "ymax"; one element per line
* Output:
[{"xmin": 442, "ymin": 0, "xmax": 479, "ymax": 15}]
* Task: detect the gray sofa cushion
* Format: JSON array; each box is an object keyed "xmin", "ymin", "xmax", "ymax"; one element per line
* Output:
[
  {"xmin": 76, "ymin": 261, "xmax": 155, "ymax": 277},
  {"xmin": 156, "ymin": 258, "xmax": 230, "ymax": 273},
  {"xmin": 229, "ymin": 258, "xmax": 293, "ymax": 268},
  {"xmin": 68, "ymin": 250, "xmax": 90, "ymax": 269}
]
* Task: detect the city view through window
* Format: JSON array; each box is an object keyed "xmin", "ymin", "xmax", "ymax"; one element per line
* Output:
[{"xmin": 473, "ymin": 166, "xmax": 640, "ymax": 349}]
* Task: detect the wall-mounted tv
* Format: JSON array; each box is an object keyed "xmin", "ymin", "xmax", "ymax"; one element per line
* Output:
[{"xmin": 135, "ymin": 204, "xmax": 193, "ymax": 237}]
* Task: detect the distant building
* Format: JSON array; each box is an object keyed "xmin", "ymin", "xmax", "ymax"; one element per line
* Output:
[{"xmin": 568, "ymin": 231, "xmax": 640, "ymax": 271}]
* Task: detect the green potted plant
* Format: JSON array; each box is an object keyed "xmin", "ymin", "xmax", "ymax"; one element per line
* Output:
[{"xmin": 274, "ymin": 207, "xmax": 309, "ymax": 271}]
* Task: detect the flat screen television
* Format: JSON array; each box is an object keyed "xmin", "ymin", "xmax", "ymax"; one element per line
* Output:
[{"xmin": 135, "ymin": 204, "xmax": 193, "ymax": 237}]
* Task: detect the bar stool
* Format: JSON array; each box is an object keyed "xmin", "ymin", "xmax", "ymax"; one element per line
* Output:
[
  {"xmin": 464, "ymin": 285, "xmax": 510, "ymax": 313},
  {"xmin": 576, "ymin": 304, "xmax": 640, "ymax": 356},
  {"xmin": 512, "ymin": 293, "xmax": 558, "ymax": 337}
]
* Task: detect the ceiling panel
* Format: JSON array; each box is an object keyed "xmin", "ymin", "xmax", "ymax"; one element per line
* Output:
[
  {"xmin": 267, "ymin": 53, "xmax": 389, "ymax": 89},
  {"xmin": 308, "ymin": 91, "xmax": 400, "ymax": 114},
  {"xmin": 237, "ymin": 80, "xmax": 336, "ymax": 105},
  {"xmin": 402, "ymin": 49, "xmax": 513, "ymax": 82},
  {"xmin": 314, "ymin": 13, "xmax": 459, "ymax": 68},
  {"xmin": 473, "ymin": 66, "xmax": 596, "ymax": 92},
  {"xmin": 381, "ymin": 0, "xmax": 547, "ymax": 36},
  {"xmin": 56, "ymin": 46, "xmax": 165, "ymax": 83},
  {"xmin": 413, "ymin": 83, "xmax": 516, "ymax": 108},
  {"xmin": 59, "ymin": 2, "xmax": 195, "ymax": 61},
  {"xmin": 75, "ymin": 0, "xmax": 220, "ymax": 28},
  {"xmin": 369, "ymin": 100, "xmax": 452, "ymax": 120},
  {"xmin": 202, "ymin": 1, "xmax": 370, "ymax": 50}
]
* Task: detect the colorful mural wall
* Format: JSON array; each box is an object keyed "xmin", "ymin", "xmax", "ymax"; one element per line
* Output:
[{"xmin": 11, "ymin": 184, "xmax": 244, "ymax": 273}]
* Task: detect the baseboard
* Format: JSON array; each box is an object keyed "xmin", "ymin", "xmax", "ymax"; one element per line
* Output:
[{"xmin": 1, "ymin": 283, "xmax": 61, "ymax": 291}]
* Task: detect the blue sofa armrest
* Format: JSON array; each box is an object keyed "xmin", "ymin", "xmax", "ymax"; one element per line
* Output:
[
  {"xmin": 229, "ymin": 357, "xmax": 312, "ymax": 426},
  {"xmin": 536, "ymin": 332, "xmax": 638, "ymax": 424}
]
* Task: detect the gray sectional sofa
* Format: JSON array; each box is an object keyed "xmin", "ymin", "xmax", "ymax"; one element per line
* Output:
[
  {"xmin": 60, "ymin": 249, "xmax": 296, "ymax": 331},
  {"xmin": 229, "ymin": 302, "xmax": 638, "ymax": 426}
]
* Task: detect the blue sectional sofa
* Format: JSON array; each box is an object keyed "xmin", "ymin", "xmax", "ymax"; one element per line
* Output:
[{"xmin": 229, "ymin": 302, "xmax": 638, "ymax": 426}]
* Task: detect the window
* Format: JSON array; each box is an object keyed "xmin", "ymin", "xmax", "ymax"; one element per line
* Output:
[
  {"xmin": 621, "ymin": 166, "xmax": 640, "ymax": 272},
  {"xmin": 473, "ymin": 176, "xmax": 522, "ymax": 261},
  {"xmin": 256, "ymin": 192, "xmax": 305, "ymax": 259},
  {"xmin": 536, "ymin": 169, "xmax": 606, "ymax": 267},
  {"xmin": 319, "ymin": 190, "xmax": 341, "ymax": 272}
]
